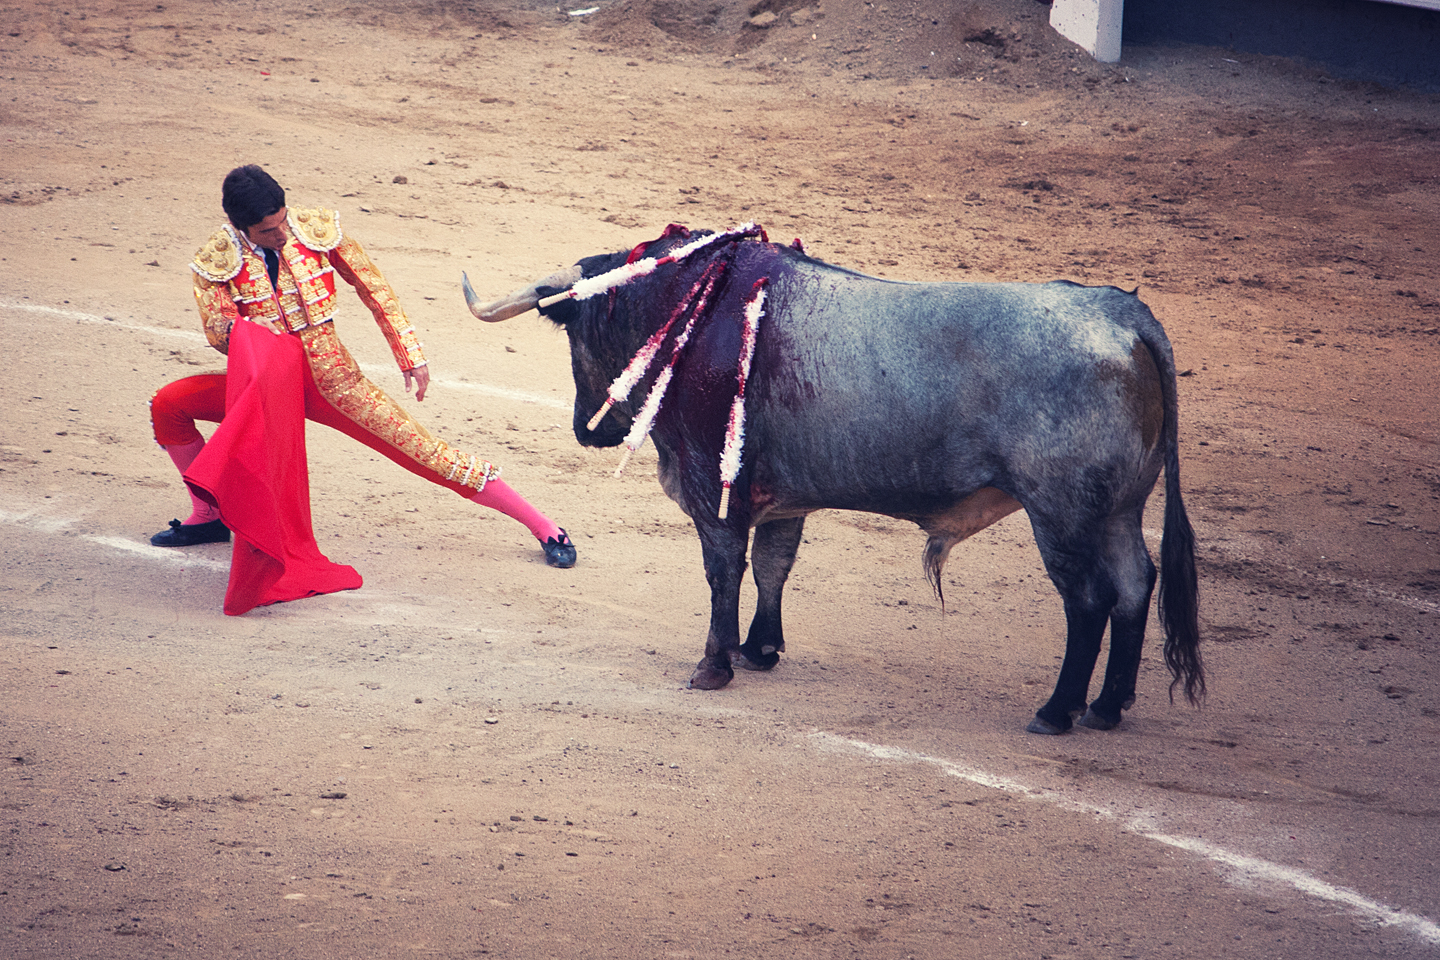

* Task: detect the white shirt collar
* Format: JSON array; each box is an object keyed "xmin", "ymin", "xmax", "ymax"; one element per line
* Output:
[{"xmin": 234, "ymin": 226, "xmax": 279, "ymax": 259}]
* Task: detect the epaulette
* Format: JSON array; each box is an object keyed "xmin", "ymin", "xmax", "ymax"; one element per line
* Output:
[
  {"xmin": 289, "ymin": 207, "xmax": 343, "ymax": 252},
  {"xmin": 191, "ymin": 225, "xmax": 243, "ymax": 282}
]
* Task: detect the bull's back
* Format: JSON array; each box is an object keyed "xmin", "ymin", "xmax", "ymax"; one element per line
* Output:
[{"xmin": 744, "ymin": 262, "xmax": 1169, "ymax": 513}]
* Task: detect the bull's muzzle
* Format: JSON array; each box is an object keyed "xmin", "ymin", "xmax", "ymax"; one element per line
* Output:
[{"xmin": 461, "ymin": 264, "xmax": 583, "ymax": 322}]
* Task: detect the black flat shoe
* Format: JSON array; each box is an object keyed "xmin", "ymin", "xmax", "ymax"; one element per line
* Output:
[
  {"xmin": 542, "ymin": 529, "xmax": 576, "ymax": 569},
  {"xmin": 150, "ymin": 518, "xmax": 231, "ymax": 547}
]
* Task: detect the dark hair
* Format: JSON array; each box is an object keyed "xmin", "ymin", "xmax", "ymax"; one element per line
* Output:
[{"xmin": 221, "ymin": 165, "xmax": 286, "ymax": 231}]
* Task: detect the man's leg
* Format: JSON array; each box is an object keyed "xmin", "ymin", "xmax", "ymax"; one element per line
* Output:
[
  {"xmin": 298, "ymin": 325, "xmax": 576, "ymax": 567},
  {"xmin": 468, "ymin": 478, "xmax": 576, "ymax": 568},
  {"xmin": 149, "ymin": 374, "xmax": 231, "ymax": 546}
]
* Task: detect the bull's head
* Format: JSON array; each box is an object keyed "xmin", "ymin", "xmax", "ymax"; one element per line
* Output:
[{"xmin": 463, "ymin": 256, "xmax": 636, "ymax": 449}]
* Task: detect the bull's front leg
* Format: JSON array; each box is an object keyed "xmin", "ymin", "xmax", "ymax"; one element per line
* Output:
[
  {"xmin": 737, "ymin": 516, "xmax": 805, "ymax": 671},
  {"xmin": 687, "ymin": 521, "xmax": 750, "ymax": 690}
]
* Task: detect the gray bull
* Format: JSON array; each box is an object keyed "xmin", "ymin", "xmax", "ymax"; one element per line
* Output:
[{"xmin": 465, "ymin": 229, "xmax": 1202, "ymax": 733}]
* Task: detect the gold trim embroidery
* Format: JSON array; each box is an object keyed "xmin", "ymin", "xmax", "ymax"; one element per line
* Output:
[
  {"xmin": 290, "ymin": 207, "xmax": 342, "ymax": 251},
  {"xmin": 191, "ymin": 212, "xmax": 429, "ymax": 373},
  {"xmin": 191, "ymin": 225, "xmax": 243, "ymax": 282},
  {"xmin": 193, "ymin": 272, "xmax": 239, "ymax": 353},
  {"xmin": 329, "ymin": 235, "xmax": 427, "ymax": 370},
  {"xmin": 298, "ymin": 324, "xmax": 499, "ymax": 492}
]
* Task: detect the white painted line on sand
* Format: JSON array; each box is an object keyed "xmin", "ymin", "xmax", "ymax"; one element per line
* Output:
[
  {"xmin": 0, "ymin": 298, "xmax": 570, "ymax": 411},
  {"xmin": 85, "ymin": 534, "xmax": 230, "ymax": 571},
  {"xmin": 0, "ymin": 508, "xmax": 230, "ymax": 571},
  {"xmin": 355, "ymin": 361, "xmax": 571, "ymax": 411},
  {"xmin": 0, "ymin": 299, "xmax": 206, "ymax": 343},
  {"xmin": 814, "ymin": 732, "xmax": 1440, "ymax": 947},
  {"xmin": 0, "ymin": 507, "xmax": 73, "ymax": 535}
]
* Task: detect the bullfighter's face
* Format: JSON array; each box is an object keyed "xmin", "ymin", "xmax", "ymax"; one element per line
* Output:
[{"xmin": 243, "ymin": 208, "xmax": 290, "ymax": 250}]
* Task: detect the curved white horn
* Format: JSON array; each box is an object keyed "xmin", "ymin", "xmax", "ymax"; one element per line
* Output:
[{"xmin": 462, "ymin": 265, "xmax": 583, "ymax": 322}]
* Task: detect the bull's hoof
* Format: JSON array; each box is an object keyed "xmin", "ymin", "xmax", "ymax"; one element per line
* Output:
[
  {"xmin": 733, "ymin": 641, "xmax": 781, "ymax": 672},
  {"xmin": 1025, "ymin": 715, "xmax": 1070, "ymax": 736},
  {"xmin": 687, "ymin": 659, "xmax": 734, "ymax": 690},
  {"xmin": 1076, "ymin": 707, "xmax": 1121, "ymax": 731}
]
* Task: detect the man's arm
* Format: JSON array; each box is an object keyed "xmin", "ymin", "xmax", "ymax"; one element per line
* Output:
[
  {"xmin": 192, "ymin": 272, "xmax": 285, "ymax": 351},
  {"xmin": 328, "ymin": 234, "xmax": 429, "ymax": 378},
  {"xmin": 191, "ymin": 225, "xmax": 285, "ymax": 351},
  {"xmin": 192, "ymin": 272, "xmax": 240, "ymax": 355}
]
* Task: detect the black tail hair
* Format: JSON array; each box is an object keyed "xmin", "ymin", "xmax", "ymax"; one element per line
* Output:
[
  {"xmin": 1159, "ymin": 449, "xmax": 1203, "ymax": 704},
  {"xmin": 1147, "ymin": 320, "xmax": 1204, "ymax": 705}
]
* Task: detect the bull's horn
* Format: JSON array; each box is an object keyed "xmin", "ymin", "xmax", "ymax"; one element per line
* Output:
[{"xmin": 462, "ymin": 265, "xmax": 583, "ymax": 322}]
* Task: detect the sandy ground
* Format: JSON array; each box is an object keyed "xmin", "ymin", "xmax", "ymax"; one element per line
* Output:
[{"xmin": 2, "ymin": 0, "xmax": 1439, "ymax": 957}]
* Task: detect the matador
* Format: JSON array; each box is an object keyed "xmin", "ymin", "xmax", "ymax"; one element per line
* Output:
[{"xmin": 152, "ymin": 164, "xmax": 574, "ymax": 594}]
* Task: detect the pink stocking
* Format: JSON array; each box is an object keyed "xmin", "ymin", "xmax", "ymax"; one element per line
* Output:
[
  {"xmin": 468, "ymin": 478, "xmax": 562, "ymax": 542},
  {"xmin": 164, "ymin": 437, "xmax": 222, "ymax": 525}
]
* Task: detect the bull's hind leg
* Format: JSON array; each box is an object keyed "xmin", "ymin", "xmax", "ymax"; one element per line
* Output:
[
  {"xmin": 737, "ymin": 517, "xmax": 806, "ymax": 671},
  {"xmin": 1077, "ymin": 513, "xmax": 1157, "ymax": 730},
  {"xmin": 1027, "ymin": 529, "xmax": 1117, "ymax": 735},
  {"xmin": 689, "ymin": 522, "xmax": 750, "ymax": 690}
]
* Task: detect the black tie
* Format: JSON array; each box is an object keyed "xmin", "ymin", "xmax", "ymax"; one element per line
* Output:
[{"xmin": 263, "ymin": 247, "xmax": 280, "ymax": 288}]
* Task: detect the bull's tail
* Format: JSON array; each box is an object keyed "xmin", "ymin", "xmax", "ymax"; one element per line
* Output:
[
  {"xmin": 1145, "ymin": 317, "xmax": 1204, "ymax": 706},
  {"xmin": 1160, "ymin": 443, "xmax": 1203, "ymax": 704}
]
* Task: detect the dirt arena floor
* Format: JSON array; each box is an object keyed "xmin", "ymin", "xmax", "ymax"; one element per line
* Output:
[{"xmin": 2, "ymin": 0, "xmax": 1438, "ymax": 956}]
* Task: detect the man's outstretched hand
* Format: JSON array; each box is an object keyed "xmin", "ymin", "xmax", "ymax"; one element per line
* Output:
[{"xmin": 404, "ymin": 364, "xmax": 430, "ymax": 402}]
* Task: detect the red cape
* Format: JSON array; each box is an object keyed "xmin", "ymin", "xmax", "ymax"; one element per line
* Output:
[{"xmin": 184, "ymin": 322, "xmax": 362, "ymax": 615}]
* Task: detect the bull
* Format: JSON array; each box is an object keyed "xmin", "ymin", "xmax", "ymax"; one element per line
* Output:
[{"xmin": 464, "ymin": 225, "xmax": 1202, "ymax": 734}]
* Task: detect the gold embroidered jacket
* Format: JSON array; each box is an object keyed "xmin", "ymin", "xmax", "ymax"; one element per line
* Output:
[{"xmin": 190, "ymin": 207, "xmax": 427, "ymax": 371}]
